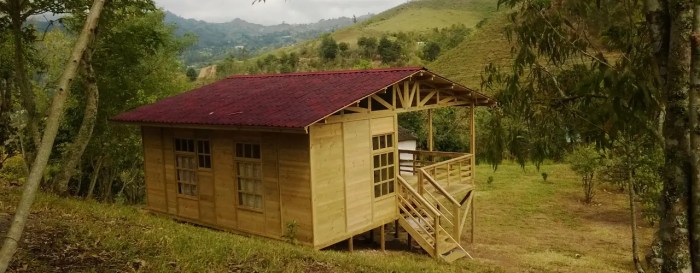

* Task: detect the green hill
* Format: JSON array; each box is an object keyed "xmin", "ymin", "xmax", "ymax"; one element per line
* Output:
[
  {"xmin": 331, "ymin": 0, "xmax": 499, "ymax": 44},
  {"xmin": 430, "ymin": 10, "xmax": 513, "ymax": 89}
]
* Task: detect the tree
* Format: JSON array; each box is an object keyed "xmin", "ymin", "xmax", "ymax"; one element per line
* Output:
[
  {"xmin": 186, "ymin": 67, "xmax": 197, "ymax": 81},
  {"xmin": 0, "ymin": 0, "xmax": 107, "ymax": 270},
  {"xmin": 422, "ymin": 41, "xmax": 440, "ymax": 61},
  {"xmin": 377, "ymin": 36, "xmax": 401, "ymax": 64},
  {"xmin": 319, "ymin": 34, "xmax": 338, "ymax": 61},
  {"xmin": 488, "ymin": 0, "xmax": 694, "ymax": 271},
  {"xmin": 567, "ymin": 144, "xmax": 602, "ymax": 204},
  {"xmin": 357, "ymin": 36, "xmax": 377, "ymax": 59}
]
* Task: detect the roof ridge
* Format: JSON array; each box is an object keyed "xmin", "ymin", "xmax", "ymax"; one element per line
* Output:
[{"xmin": 226, "ymin": 66, "xmax": 425, "ymax": 79}]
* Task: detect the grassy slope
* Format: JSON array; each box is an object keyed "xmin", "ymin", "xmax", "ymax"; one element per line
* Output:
[
  {"xmin": 1, "ymin": 163, "xmax": 651, "ymax": 272},
  {"xmin": 331, "ymin": 0, "xmax": 498, "ymax": 44},
  {"xmin": 429, "ymin": 9, "xmax": 513, "ymax": 89}
]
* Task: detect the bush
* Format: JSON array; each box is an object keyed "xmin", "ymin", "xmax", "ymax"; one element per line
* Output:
[
  {"xmin": 421, "ymin": 41, "xmax": 441, "ymax": 61},
  {"xmin": 377, "ymin": 36, "xmax": 401, "ymax": 64},
  {"xmin": 541, "ymin": 172, "xmax": 548, "ymax": 182},
  {"xmin": 566, "ymin": 144, "xmax": 602, "ymax": 204},
  {"xmin": 319, "ymin": 35, "xmax": 338, "ymax": 61},
  {"xmin": 0, "ymin": 155, "xmax": 27, "ymax": 184}
]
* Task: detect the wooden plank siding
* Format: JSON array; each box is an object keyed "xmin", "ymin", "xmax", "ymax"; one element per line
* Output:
[
  {"xmin": 140, "ymin": 127, "xmax": 313, "ymax": 245},
  {"xmin": 308, "ymin": 114, "xmax": 399, "ymax": 248}
]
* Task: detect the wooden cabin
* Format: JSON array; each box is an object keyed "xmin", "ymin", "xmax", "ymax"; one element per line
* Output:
[{"xmin": 113, "ymin": 67, "xmax": 495, "ymax": 262}]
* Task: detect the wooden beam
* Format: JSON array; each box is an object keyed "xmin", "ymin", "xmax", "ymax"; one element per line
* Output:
[
  {"xmin": 395, "ymin": 83, "xmax": 405, "ymax": 108},
  {"xmin": 371, "ymin": 94, "xmax": 393, "ymax": 110},
  {"xmin": 470, "ymin": 102, "xmax": 475, "ymax": 179},
  {"xmin": 471, "ymin": 196, "xmax": 475, "ymax": 244},
  {"xmin": 428, "ymin": 109, "xmax": 434, "ymax": 152},
  {"xmin": 419, "ymin": 91, "xmax": 436, "ymax": 106},
  {"xmin": 348, "ymin": 236, "xmax": 354, "ymax": 252},
  {"xmin": 344, "ymin": 106, "xmax": 369, "ymax": 113}
]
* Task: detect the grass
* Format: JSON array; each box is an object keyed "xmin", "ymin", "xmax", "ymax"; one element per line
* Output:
[
  {"xmin": 328, "ymin": 0, "xmax": 498, "ymax": 45},
  {"xmin": 430, "ymin": 9, "xmax": 514, "ymax": 89},
  {"xmin": 0, "ymin": 163, "xmax": 652, "ymax": 272}
]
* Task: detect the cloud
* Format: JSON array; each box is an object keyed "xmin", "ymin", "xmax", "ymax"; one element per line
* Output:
[{"xmin": 155, "ymin": 0, "xmax": 406, "ymax": 25}]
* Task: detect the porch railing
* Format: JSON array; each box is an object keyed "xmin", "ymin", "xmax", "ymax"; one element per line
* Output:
[{"xmin": 398, "ymin": 149, "xmax": 474, "ymax": 241}]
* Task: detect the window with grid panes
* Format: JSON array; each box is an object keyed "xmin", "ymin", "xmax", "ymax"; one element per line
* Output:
[
  {"xmin": 371, "ymin": 133, "xmax": 395, "ymax": 198},
  {"xmin": 174, "ymin": 138, "xmax": 212, "ymax": 196},
  {"xmin": 235, "ymin": 143, "xmax": 263, "ymax": 210}
]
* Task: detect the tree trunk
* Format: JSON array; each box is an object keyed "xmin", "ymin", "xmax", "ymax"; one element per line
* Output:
[
  {"xmin": 7, "ymin": 0, "xmax": 41, "ymax": 167},
  {"xmin": 86, "ymin": 155, "xmax": 104, "ymax": 200},
  {"xmin": 52, "ymin": 48, "xmax": 99, "ymax": 195},
  {"xmin": 689, "ymin": 1, "xmax": 700, "ymax": 271},
  {"xmin": 629, "ymin": 168, "xmax": 646, "ymax": 273},
  {"xmin": 0, "ymin": 1, "xmax": 106, "ymax": 272},
  {"xmin": 660, "ymin": 1, "xmax": 693, "ymax": 272}
]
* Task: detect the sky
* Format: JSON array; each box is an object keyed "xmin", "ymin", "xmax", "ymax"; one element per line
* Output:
[{"xmin": 154, "ymin": 0, "xmax": 408, "ymax": 25}]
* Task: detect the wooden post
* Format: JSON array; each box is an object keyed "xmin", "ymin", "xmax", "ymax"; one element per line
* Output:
[
  {"xmin": 369, "ymin": 228, "xmax": 374, "ymax": 243},
  {"xmin": 380, "ymin": 225, "xmax": 386, "ymax": 252},
  {"xmin": 407, "ymin": 233, "xmax": 412, "ymax": 249},
  {"xmin": 434, "ymin": 215, "xmax": 440, "ymax": 257},
  {"xmin": 394, "ymin": 220, "xmax": 399, "ymax": 239},
  {"xmin": 454, "ymin": 204, "xmax": 461, "ymax": 242},
  {"xmin": 348, "ymin": 236, "xmax": 354, "ymax": 252},
  {"xmin": 471, "ymin": 196, "xmax": 475, "ymax": 244},
  {"xmin": 470, "ymin": 102, "xmax": 476, "ymax": 181},
  {"xmin": 428, "ymin": 109, "xmax": 434, "ymax": 152}
]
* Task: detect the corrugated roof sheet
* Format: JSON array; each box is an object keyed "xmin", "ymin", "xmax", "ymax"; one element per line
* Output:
[{"xmin": 112, "ymin": 67, "xmax": 491, "ymax": 129}]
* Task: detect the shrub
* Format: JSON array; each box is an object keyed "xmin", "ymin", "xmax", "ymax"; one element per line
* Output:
[
  {"xmin": 282, "ymin": 220, "xmax": 299, "ymax": 245},
  {"xmin": 566, "ymin": 144, "xmax": 602, "ymax": 204},
  {"xmin": 0, "ymin": 155, "xmax": 27, "ymax": 185},
  {"xmin": 541, "ymin": 172, "xmax": 548, "ymax": 182},
  {"xmin": 487, "ymin": 176, "xmax": 494, "ymax": 185},
  {"xmin": 319, "ymin": 35, "xmax": 338, "ymax": 61},
  {"xmin": 421, "ymin": 41, "xmax": 441, "ymax": 61}
]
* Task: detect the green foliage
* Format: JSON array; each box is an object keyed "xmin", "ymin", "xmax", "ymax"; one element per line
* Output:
[
  {"xmin": 282, "ymin": 220, "xmax": 299, "ymax": 245},
  {"xmin": 377, "ymin": 36, "xmax": 401, "ymax": 63},
  {"xmin": 487, "ymin": 176, "xmax": 494, "ymax": 184},
  {"xmin": 599, "ymin": 137, "xmax": 663, "ymax": 224},
  {"xmin": 357, "ymin": 36, "xmax": 378, "ymax": 58},
  {"xmin": 53, "ymin": 7, "xmax": 192, "ymax": 202},
  {"xmin": 541, "ymin": 172, "xmax": 548, "ymax": 182},
  {"xmin": 422, "ymin": 41, "xmax": 441, "ymax": 61},
  {"xmin": 338, "ymin": 42, "xmax": 349, "ymax": 52},
  {"xmin": 0, "ymin": 155, "xmax": 27, "ymax": 184},
  {"xmin": 319, "ymin": 34, "xmax": 338, "ymax": 61},
  {"xmin": 186, "ymin": 67, "xmax": 197, "ymax": 81},
  {"xmin": 566, "ymin": 144, "xmax": 603, "ymax": 204}
]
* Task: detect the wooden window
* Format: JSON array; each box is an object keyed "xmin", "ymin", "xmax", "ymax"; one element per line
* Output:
[
  {"xmin": 235, "ymin": 143, "xmax": 263, "ymax": 210},
  {"xmin": 174, "ymin": 138, "xmax": 212, "ymax": 196},
  {"xmin": 176, "ymin": 155, "xmax": 197, "ymax": 196},
  {"xmin": 372, "ymin": 133, "xmax": 395, "ymax": 198},
  {"xmin": 197, "ymin": 140, "xmax": 212, "ymax": 168}
]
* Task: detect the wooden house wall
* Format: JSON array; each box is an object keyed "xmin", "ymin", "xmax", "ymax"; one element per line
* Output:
[
  {"xmin": 309, "ymin": 113, "xmax": 399, "ymax": 248},
  {"xmin": 140, "ymin": 127, "xmax": 313, "ymax": 245}
]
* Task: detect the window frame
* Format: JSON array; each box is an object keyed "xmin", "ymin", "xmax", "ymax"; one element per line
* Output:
[
  {"xmin": 174, "ymin": 138, "xmax": 213, "ymax": 198},
  {"xmin": 234, "ymin": 142, "xmax": 264, "ymax": 212},
  {"xmin": 371, "ymin": 133, "xmax": 396, "ymax": 199}
]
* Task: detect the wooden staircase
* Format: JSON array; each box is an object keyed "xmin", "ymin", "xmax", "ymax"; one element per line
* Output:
[{"xmin": 396, "ymin": 150, "xmax": 475, "ymax": 263}]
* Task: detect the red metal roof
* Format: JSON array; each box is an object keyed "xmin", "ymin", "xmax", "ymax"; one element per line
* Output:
[{"xmin": 112, "ymin": 67, "xmax": 490, "ymax": 129}]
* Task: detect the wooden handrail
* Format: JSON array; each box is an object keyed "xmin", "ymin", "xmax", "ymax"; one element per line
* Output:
[
  {"xmin": 419, "ymin": 169, "xmax": 460, "ymax": 206},
  {"xmin": 397, "ymin": 176, "xmax": 440, "ymax": 216},
  {"xmin": 398, "ymin": 149, "xmax": 466, "ymax": 158}
]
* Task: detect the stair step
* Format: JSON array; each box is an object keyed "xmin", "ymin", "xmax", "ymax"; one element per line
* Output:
[{"xmin": 442, "ymin": 249, "xmax": 468, "ymax": 263}]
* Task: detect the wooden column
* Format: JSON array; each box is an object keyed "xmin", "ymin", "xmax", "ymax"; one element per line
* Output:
[
  {"xmin": 470, "ymin": 102, "xmax": 475, "ymax": 180},
  {"xmin": 471, "ymin": 196, "xmax": 475, "ymax": 244},
  {"xmin": 380, "ymin": 225, "xmax": 386, "ymax": 251},
  {"xmin": 428, "ymin": 109, "xmax": 434, "ymax": 151},
  {"xmin": 348, "ymin": 236, "xmax": 354, "ymax": 252}
]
